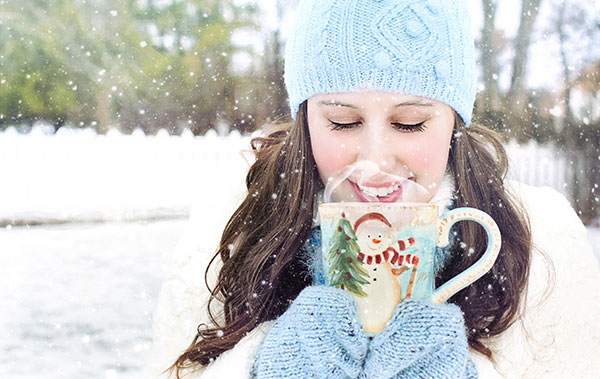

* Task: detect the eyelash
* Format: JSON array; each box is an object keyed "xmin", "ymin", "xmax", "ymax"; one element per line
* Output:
[{"xmin": 327, "ymin": 120, "xmax": 426, "ymax": 132}]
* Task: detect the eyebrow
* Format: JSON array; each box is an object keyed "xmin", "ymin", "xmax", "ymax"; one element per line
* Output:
[
  {"xmin": 318, "ymin": 100, "xmax": 358, "ymax": 109},
  {"xmin": 393, "ymin": 101, "xmax": 434, "ymax": 108},
  {"xmin": 318, "ymin": 100, "xmax": 435, "ymax": 108}
]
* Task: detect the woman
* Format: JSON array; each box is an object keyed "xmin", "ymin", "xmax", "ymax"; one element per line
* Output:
[{"xmin": 150, "ymin": 0, "xmax": 600, "ymax": 377}]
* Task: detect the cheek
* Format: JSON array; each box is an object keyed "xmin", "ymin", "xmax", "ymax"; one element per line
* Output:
[
  {"xmin": 310, "ymin": 131, "xmax": 355, "ymax": 175},
  {"xmin": 404, "ymin": 138, "xmax": 450, "ymax": 176}
]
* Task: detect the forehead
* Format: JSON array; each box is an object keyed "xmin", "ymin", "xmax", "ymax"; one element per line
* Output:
[{"xmin": 309, "ymin": 91, "xmax": 442, "ymax": 109}]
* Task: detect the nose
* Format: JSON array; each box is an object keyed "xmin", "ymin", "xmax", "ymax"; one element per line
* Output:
[
  {"xmin": 372, "ymin": 238, "xmax": 381, "ymax": 244},
  {"xmin": 356, "ymin": 122, "xmax": 397, "ymax": 171}
]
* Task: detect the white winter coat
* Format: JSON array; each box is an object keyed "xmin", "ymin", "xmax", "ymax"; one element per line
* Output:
[{"xmin": 146, "ymin": 176, "xmax": 600, "ymax": 378}]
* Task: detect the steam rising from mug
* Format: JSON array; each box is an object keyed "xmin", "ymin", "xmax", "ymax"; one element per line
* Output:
[{"xmin": 323, "ymin": 160, "xmax": 431, "ymax": 203}]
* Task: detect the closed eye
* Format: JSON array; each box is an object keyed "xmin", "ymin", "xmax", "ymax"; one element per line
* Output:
[
  {"xmin": 392, "ymin": 122, "xmax": 426, "ymax": 132},
  {"xmin": 327, "ymin": 120, "xmax": 426, "ymax": 132},
  {"xmin": 327, "ymin": 120, "xmax": 361, "ymax": 130}
]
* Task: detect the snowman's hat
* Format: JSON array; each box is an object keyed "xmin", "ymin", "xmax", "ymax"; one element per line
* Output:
[{"xmin": 353, "ymin": 212, "xmax": 392, "ymax": 234}]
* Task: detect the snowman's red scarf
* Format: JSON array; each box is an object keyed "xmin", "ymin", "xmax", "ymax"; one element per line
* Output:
[{"xmin": 356, "ymin": 237, "xmax": 416, "ymax": 265}]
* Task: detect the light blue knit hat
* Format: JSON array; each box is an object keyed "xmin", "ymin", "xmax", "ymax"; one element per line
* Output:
[{"xmin": 284, "ymin": 0, "xmax": 477, "ymax": 126}]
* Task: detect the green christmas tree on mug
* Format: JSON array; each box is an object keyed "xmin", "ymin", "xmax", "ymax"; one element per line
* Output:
[{"xmin": 327, "ymin": 213, "xmax": 370, "ymax": 297}]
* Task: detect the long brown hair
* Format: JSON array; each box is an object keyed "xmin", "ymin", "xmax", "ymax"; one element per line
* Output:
[
  {"xmin": 170, "ymin": 101, "xmax": 531, "ymax": 376},
  {"xmin": 442, "ymin": 118, "xmax": 532, "ymax": 357}
]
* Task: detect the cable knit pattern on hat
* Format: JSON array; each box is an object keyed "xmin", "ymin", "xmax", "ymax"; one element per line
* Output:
[{"xmin": 284, "ymin": 0, "xmax": 477, "ymax": 125}]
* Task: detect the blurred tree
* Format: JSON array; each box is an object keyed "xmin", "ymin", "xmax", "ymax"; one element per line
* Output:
[
  {"xmin": 0, "ymin": 0, "xmax": 167, "ymax": 132},
  {"xmin": 0, "ymin": 0, "xmax": 258, "ymax": 135},
  {"xmin": 506, "ymin": 0, "xmax": 542, "ymax": 114},
  {"xmin": 0, "ymin": 0, "xmax": 91, "ymax": 127},
  {"xmin": 117, "ymin": 0, "xmax": 258, "ymax": 135},
  {"xmin": 549, "ymin": 0, "xmax": 600, "ymax": 223},
  {"xmin": 475, "ymin": 0, "xmax": 599, "ymax": 222},
  {"xmin": 476, "ymin": 0, "xmax": 543, "ymax": 142},
  {"xmin": 223, "ymin": 0, "xmax": 295, "ymax": 132},
  {"xmin": 258, "ymin": 0, "xmax": 290, "ymax": 123},
  {"xmin": 479, "ymin": 0, "xmax": 502, "ymax": 109}
]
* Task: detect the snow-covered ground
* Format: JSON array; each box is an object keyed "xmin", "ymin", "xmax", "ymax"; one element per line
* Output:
[
  {"xmin": 1, "ymin": 125, "xmax": 251, "ymax": 378},
  {"xmin": 0, "ymin": 219, "xmax": 186, "ymax": 379},
  {"xmin": 0, "ymin": 125, "xmax": 598, "ymax": 378}
]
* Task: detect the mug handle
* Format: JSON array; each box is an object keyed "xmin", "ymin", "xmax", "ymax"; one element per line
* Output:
[{"xmin": 431, "ymin": 207, "xmax": 502, "ymax": 304}]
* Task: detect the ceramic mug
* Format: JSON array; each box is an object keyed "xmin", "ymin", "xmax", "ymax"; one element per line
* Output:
[{"xmin": 318, "ymin": 202, "xmax": 501, "ymax": 335}]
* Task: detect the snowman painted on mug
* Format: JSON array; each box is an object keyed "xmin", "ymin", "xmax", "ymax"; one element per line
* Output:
[{"xmin": 352, "ymin": 212, "xmax": 419, "ymax": 334}]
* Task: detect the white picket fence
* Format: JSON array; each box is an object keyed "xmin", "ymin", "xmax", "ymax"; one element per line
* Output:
[
  {"xmin": 505, "ymin": 139, "xmax": 569, "ymax": 197},
  {"xmin": 0, "ymin": 125, "xmax": 252, "ymax": 223},
  {"xmin": 0, "ymin": 124, "xmax": 573, "ymax": 223}
]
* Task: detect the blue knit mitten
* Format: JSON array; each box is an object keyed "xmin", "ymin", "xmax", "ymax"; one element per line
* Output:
[
  {"xmin": 252, "ymin": 286, "xmax": 369, "ymax": 378},
  {"xmin": 361, "ymin": 299, "xmax": 476, "ymax": 379}
]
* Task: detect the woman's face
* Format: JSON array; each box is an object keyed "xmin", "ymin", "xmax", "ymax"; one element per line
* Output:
[{"xmin": 307, "ymin": 91, "xmax": 455, "ymax": 203}]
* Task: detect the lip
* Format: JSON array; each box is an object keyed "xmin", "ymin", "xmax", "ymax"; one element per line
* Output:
[{"xmin": 349, "ymin": 179, "xmax": 409, "ymax": 203}]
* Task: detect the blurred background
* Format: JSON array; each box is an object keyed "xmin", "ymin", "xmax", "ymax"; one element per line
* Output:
[{"xmin": 1, "ymin": 0, "xmax": 599, "ymax": 378}]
